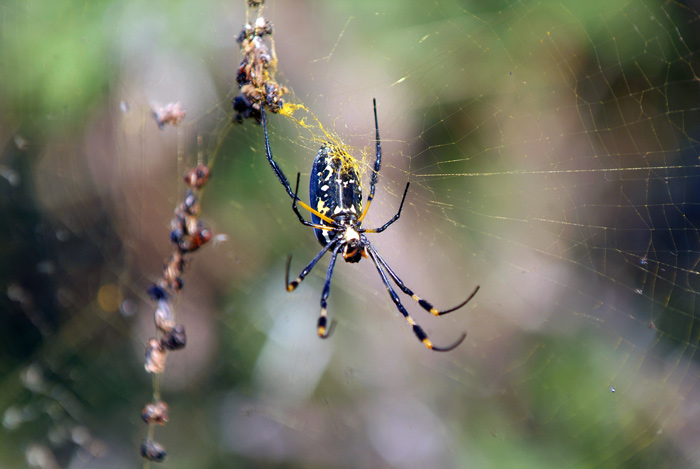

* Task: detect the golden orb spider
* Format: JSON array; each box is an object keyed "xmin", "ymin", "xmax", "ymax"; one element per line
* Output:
[{"xmin": 261, "ymin": 99, "xmax": 479, "ymax": 351}]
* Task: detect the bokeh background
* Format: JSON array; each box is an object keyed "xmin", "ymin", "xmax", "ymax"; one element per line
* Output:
[{"xmin": 2, "ymin": 0, "xmax": 700, "ymax": 467}]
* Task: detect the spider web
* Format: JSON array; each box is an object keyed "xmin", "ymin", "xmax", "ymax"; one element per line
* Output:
[{"xmin": 2, "ymin": 0, "xmax": 700, "ymax": 467}]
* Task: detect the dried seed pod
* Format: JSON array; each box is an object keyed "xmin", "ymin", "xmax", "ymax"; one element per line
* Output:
[
  {"xmin": 183, "ymin": 164, "xmax": 210, "ymax": 189},
  {"xmin": 147, "ymin": 284, "xmax": 168, "ymax": 301},
  {"xmin": 265, "ymin": 82, "xmax": 286, "ymax": 112},
  {"xmin": 144, "ymin": 338, "xmax": 166, "ymax": 374},
  {"xmin": 141, "ymin": 401, "xmax": 169, "ymax": 425},
  {"xmin": 183, "ymin": 190, "xmax": 200, "ymax": 215},
  {"xmin": 169, "ymin": 227, "xmax": 185, "ymax": 247},
  {"xmin": 161, "ymin": 325, "xmax": 187, "ymax": 351},
  {"xmin": 178, "ymin": 226, "xmax": 212, "ymax": 253},
  {"xmin": 185, "ymin": 214, "xmax": 200, "ymax": 237},
  {"xmin": 254, "ymin": 17, "xmax": 273, "ymax": 37},
  {"xmin": 140, "ymin": 439, "xmax": 167, "ymax": 462},
  {"xmin": 165, "ymin": 275, "xmax": 183, "ymax": 292},
  {"xmin": 154, "ymin": 301, "xmax": 175, "ymax": 334},
  {"xmin": 152, "ymin": 102, "xmax": 186, "ymax": 129},
  {"xmin": 163, "ymin": 256, "xmax": 184, "ymax": 291}
]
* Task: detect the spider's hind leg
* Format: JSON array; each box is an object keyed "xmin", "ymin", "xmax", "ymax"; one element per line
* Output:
[
  {"xmin": 371, "ymin": 248, "xmax": 480, "ymax": 316},
  {"xmin": 366, "ymin": 246, "xmax": 467, "ymax": 351}
]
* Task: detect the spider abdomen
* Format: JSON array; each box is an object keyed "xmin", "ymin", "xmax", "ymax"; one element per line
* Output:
[{"xmin": 309, "ymin": 144, "xmax": 363, "ymax": 246}]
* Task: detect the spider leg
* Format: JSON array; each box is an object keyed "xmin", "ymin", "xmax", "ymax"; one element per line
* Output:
[
  {"xmin": 261, "ymin": 107, "xmax": 337, "ymax": 225},
  {"xmin": 357, "ymin": 98, "xmax": 382, "ymax": 223},
  {"xmin": 362, "ymin": 182, "xmax": 410, "ymax": 234},
  {"xmin": 285, "ymin": 240, "xmax": 338, "ymax": 292},
  {"xmin": 291, "ymin": 172, "xmax": 337, "ymax": 230},
  {"xmin": 261, "ymin": 105, "xmax": 296, "ymax": 199},
  {"xmin": 366, "ymin": 246, "xmax": 467, "ymax": 351},
  {"xmin": 317, "ymin": 243, "xmax": 344, "ymax": 338},
  {"xmin": 368, "ymin": 245, "xmax": 480, "ymax": 316}
]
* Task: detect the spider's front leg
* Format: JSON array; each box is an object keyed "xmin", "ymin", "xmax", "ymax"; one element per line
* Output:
[{"xmin": 261, "ymin": 105, "xmax": 296, "ymax": 200}]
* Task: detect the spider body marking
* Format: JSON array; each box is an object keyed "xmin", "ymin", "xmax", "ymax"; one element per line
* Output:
[
  {"xmin": 261, "ymin": 99, "xmax": 479, "ymax": 351},
  {"xmin": 309, "ymin": 144, "xmax": 364, "ymax": 258}
]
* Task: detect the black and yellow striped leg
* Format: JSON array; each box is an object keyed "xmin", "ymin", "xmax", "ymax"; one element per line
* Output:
[
  {"xmin": 366, "ymin": 248, "xmax": 466, "ymax": 351},
  {"xmin": 317, "ymin": 243, "xmax": 343, "ymax": 338},
  {"xmin": 362, "ymin": 182, "xmax": 410, "ymax": 234},
  {"xmin": 369, "ymin": 245, "xmax": 480, "ymax": 316},
  {"xmin": 285, "ymin": 240, "xmax": 338, "ymax": 292}
]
